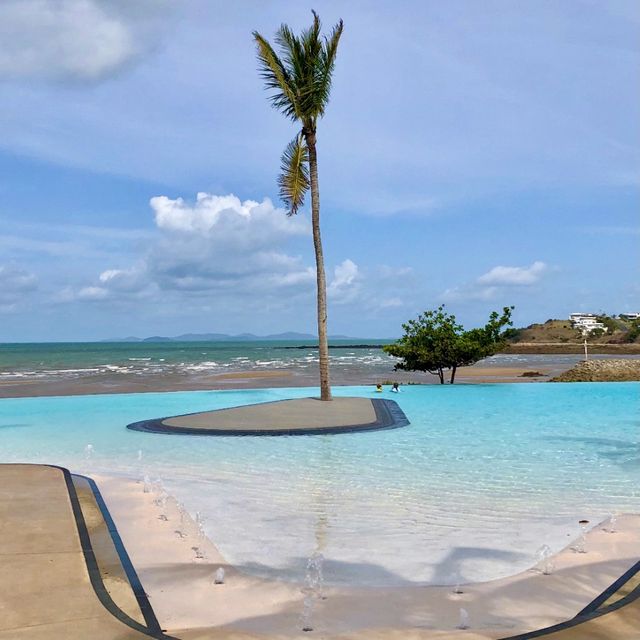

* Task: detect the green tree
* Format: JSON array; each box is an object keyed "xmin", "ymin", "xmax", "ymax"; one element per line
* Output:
[
  {"xmin": 253, "ymin": 13, "xmax": 343, "ymax": 401},
  {"xmin": 384, "ymin": 306, "xmax": 514, "ymax": 384},
  {"xmin": 625, "ymin": 320, "xmax": 640, "ymax": 343},
  {"xmin": 596, "ymin": 315, "xmax": 619, "ymax": 334}
]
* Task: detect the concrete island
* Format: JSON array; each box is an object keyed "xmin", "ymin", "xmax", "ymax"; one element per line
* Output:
[{"xmin": 127, "ymin": 397, "xmax": 410, "ymax": 436}]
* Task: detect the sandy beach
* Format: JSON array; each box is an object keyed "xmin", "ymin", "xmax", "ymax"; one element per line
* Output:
[
  {"xmin": 94, "ymin": 473, "xmax": 639, "ymax": 639},
  {"xmin": 0, "ymin": 363, "xmax": 561, "ymax": 399}
]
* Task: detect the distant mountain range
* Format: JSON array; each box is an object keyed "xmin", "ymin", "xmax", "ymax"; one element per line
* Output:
[{"xmin": 101, "ymin": 332, "xmax": 366, "ymax": 343}]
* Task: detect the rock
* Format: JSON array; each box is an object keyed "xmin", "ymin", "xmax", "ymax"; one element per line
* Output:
[{"xmin": 551, "ymin": 359, "xmax": 640, "ymax": 382}]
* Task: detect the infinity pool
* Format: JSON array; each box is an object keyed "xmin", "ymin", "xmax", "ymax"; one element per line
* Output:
[{"xmin": 1, "ymin": 383, "xmax": 638, "ymax": 586}]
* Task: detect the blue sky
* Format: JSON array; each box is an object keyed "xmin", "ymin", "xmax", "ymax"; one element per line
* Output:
[{"xmin": 0, "ymin": 0, "xmax": 638, "ymax": 341}]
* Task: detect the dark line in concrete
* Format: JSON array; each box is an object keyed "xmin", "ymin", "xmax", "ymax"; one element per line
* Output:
[
  {"xmin": 126, "ymin": 398, "xmax": 410, "ymax": 437},
  {"xmin": 497, "ymin": 560, "xmax": 640, "ymax": 639},
  {"xmin": 577, "ymin": 559, "xmax": 640, "ymax": 615},
  {"xmin": 76, "ymin": 473, "xmax": 164, "ymax": 634},
  {"xmin": 52, "ymin": 465, "xmax": 179, "ymax": 639}
]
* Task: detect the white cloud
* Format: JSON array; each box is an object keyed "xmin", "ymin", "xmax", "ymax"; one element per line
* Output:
[
  {"xmin": 378, "ymin": 265, "xmax": 414, "ymax": 279},
  {"xmin": 441, "ymin": 285, "xmax": 499, "ymax": 303},
  {"xmin": 441, "ymin": 261, "xmax": 550, "ymax": 303},
  {"xmin": 62, "ymin": 194, "xmax": 415, "ymax": 321},
  {"xmin": 0, "ymin": 0, "xmax": 170, "ymax": 82},
  {"xmin": 328, "ymin": 259, "xmax": 360, "ymax": 302},
  {"xmin": 77, "ymin": 286, "xmax": 109, "ymax": 301},
  {"xmin": 378, "ymin": 297, "xmax": 404, "ymax": 309},
  {"xmin": 67, "ymin": 193, "xmax": 317, "ymax": 304},
  {"xmin": 0, "ymin": 265, "xmax": 38, "ymax": 313},
  {"xmin": 477, "ymin": 261, "xmax": 548, "ymax": 286},
  {"xmin": 0, "ymin": 265, "xmax": 37, "ymax": 292},
  {"xmin": 145, "ymin": 193, "xmax": 312, "ymax": 294},
  {"xmin": 330, "ymin": 259, "xmax": 359, "ymax": 289},
  {"xmin": 150, "ymin": 192, "xmax": 308, "ymax": 243},
  {"xmin": 99, "ymin": 266, "xmax": 147, "ymax": 292}
]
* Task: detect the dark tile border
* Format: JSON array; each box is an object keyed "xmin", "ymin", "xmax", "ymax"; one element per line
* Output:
[
  {"xmin": 126, "ymin": 397, "xmax": 410, "ymax": 437},
  {"xmin": 49, "ymin": 464, "xmax": 179, "ymax": 639},
  {"xmin": 497, "ymin": 559, "xmax": 640, "ymax": 639},
  {"xmin": 73, "ymin": 473, "xmax": 164, "ymax": 635}
]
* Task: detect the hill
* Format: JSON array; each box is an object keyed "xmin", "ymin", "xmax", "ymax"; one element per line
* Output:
[
  {"xmin": 102, "ymin": 332, "xmax": 363, "ymax": 343},
  {"xmin": 503, "ymin": 318, "xmax": 640, "ymax": 354}
]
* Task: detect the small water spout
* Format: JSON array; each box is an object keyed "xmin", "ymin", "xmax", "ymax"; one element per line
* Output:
[
  {"xmin": 177, "ymin": 502, "xmax": 187, "ymax": 528},
  {"xmin": 305, "ymin": 552, "xmax": 325, "ymax": 600},
  {"xmin": 195, "ymin": 511, "xmax": 206, "ymax": 538},
  {"xmin": 214, "ymin": 567, "xmax": 225, "ymax": 584},
  {"xmin": 143, "ymin": 474, "xmax": 152, "ymax": 493},
  {"xmin": 574, "ymin": 520, "xmax": 589, "ymax": 554},
  {"xmin": 457, "ymin": 607, "xmax": 469, "ymax": 630},
  {"xmin": 536, "ymin": 544, "xmax": 554, "ymax": 575},
  {"xmin": 452, "ymin": 583, "xmax": 464, "ymax": 595},
  {"xmin": 608, "ymin": 514, "xmax": 617, "ymax": 533},
  {"xmin": 137, "ymin": 449, "xmax": 143, "ymax": 461},
  {"xmin": 300, "ymin": 593, "xmax": 315, "ymax": 632},
  {"xmin": 84, "ymin": 444, "xmax": 94, "ymax": 460}
]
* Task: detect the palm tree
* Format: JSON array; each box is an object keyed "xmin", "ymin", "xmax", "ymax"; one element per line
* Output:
[{"xmin": 253, "ymin": 12, "xmax": 343, "ymax": 401}]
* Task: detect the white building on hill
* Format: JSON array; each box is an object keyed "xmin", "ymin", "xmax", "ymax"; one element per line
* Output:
[
  {"xmin": 570, "ymin": 313, "xmax": 607, "ymax": 333},
  {"xmin": 620, "ymin": 312, "xmax": 640, "ymax": 321}
]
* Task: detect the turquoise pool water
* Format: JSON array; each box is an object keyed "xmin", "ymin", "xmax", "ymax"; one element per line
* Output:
[{"xmin": 0, "ymin": 383, "xmax": 638, "ymax": 586}]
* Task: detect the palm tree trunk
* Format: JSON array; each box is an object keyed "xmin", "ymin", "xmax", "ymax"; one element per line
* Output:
[{"xmin": 305, "ymin": 131, "xmax": 331, "ymax": 401}]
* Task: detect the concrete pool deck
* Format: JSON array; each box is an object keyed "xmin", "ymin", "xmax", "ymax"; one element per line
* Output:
[
  {"xmin": 0, "ymin": 464, "xmax": 175, "ymax": 639},
  {"xmin": 127, "ymin": 396, "xmax": 410, "ymax": 436}
]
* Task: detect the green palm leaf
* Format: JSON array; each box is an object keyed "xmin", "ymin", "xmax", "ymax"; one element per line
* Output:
[{"xmin": 278, "ymin": 134, "xmax": 309, "ymax": 216}]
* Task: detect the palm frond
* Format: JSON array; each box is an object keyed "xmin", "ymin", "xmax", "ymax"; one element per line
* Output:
[
  {"xmin": 316, "ymin": 18, "xmax": 344, "ymax": 117},
  {"xmin": 275, "ymin": 24, "xmax": 304, "ymax": 87},
  {"xmin": 255, "ymin": 12, "xmax": 343, "ymax": 128},
  {"xmin": 253, "ymin": 31, "xmax": 299, "ymax": 120},
  {"xmin": 278, "ymin": 134, "xmax": 309, "ymax": 215}
]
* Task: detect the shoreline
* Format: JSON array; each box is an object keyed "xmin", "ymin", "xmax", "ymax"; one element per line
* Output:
[
  {"xmin": 0, "ymin": 365, "xmax": 563, "ymax": 399},
  {"xmin": 95, "ymin": 473, "xmax": 640, "ymax": 638}
]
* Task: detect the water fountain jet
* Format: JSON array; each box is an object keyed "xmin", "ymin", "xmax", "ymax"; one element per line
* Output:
[{"xmin": 457, "ymin": 607, "xmax": 469, "ymax": 630}]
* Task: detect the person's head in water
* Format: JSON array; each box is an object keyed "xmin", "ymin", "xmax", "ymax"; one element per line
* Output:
[
  {"xmin": 392, "ymin": 382, "xmax": 400, "ymax": 392},
  {"xmin": 375, "ymin": 383, "xmax": 383, "ymax": 392}
]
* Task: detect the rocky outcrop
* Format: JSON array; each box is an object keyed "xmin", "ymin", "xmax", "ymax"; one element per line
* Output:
[{"xmin": 552, "ymin": 359, "xmax": 640, "ymax": 382}]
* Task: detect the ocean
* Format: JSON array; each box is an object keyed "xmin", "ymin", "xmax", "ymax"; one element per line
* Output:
[{"xmin": 1, "ymin": 341, "xmax": 638, "ymax": 394}]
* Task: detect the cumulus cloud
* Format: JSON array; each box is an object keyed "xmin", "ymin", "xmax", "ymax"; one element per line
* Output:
[
  {"xmin": 442, "ymin": 261, "xmax": 550, "ymax": 303},
  {"xmin": 99, "ymin": 266, "xmax": 148, "ymax": 292},
  {"xmin": 0, "ymin": 0, "xmax": 170, "ymax": 82},
  {"xmin": 441, "ymin": 285, "xmax": 500, "ymax": 303},
  {"xmin": 150, "ymin": 193, "xmax": 308, "ymax": 242},
  {"xmin": 77, "ymin": 286, "xmax": 109, "ymax": 301},
  {"xmin": 477, "ymin": 261, "xmax": 548, "ymax": 286},
  {"xmin": 146, "ymin": 193, "xmax": 312, "ymax": 294},
  {"xmin": 64, "ymin": 193, "xmax": 414, "ymax": 321},
  {"xmin": 328, "ymin": 259, "xmax": 360, "ymax": 302},
  {"xmin": 68, "ymin": 193, "xmax": 316, "ymax": 303}
]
